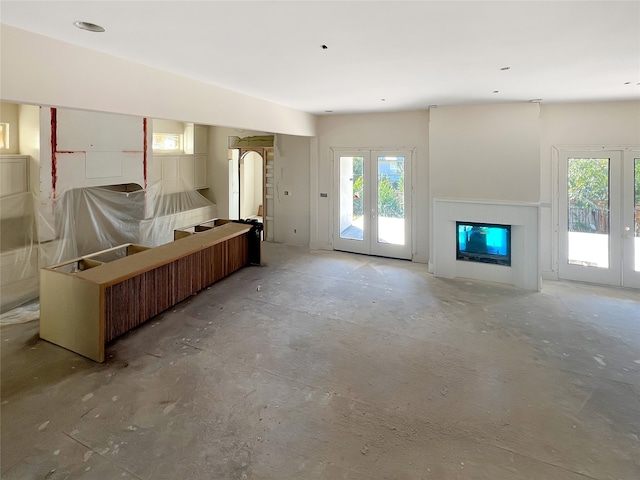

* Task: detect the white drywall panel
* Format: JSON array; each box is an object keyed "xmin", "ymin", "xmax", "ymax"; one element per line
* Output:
[
  {"xmin": 314, "ymin": 111, "xmax": 429, "ymax": 261},
  {"xmin": 153, "ymin": 119, "xmax": 185, "ymax": 135},
  {"xmin": 57, "ymin": 109, "xmax": 143, "ymax": 152},
  {"xmin": 274, "ymin": 135, "xmax": 311, "ymax": 246},
  {"xmin": 1, "ymin": 26, "xmax": 316, "ymax": 137},
  {"xmin": 429, "ymin": 103, "xmax": 541, "ymax": 202}
]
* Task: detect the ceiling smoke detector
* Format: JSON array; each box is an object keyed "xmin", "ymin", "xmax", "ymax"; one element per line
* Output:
[{"xmin": 73, "ymin": 21, "xmax": 105, "ymax": 33}]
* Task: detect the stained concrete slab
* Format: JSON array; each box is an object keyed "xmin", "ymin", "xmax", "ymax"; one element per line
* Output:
[{"xmin": 1, "ymin": 243, "xmax": 639, "ymax": 479}]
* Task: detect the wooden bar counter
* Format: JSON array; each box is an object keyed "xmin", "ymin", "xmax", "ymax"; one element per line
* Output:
[{"xmin": 40, "ymin": 222, "xmax": 252, "ymax": 362}]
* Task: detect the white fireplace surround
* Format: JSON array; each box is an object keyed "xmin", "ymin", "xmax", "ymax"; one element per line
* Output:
[{"xmin": 432, "ymin": 198, "xmax": 541, "ymax": 291}]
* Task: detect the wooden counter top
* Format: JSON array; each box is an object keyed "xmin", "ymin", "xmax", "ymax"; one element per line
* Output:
[{"xmin": 76, "ymin": 222, "xmax": 251, "ymax": 287}]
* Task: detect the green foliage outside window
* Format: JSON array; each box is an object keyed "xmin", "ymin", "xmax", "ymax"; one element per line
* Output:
[
  {"xmin": 377, "ymin": 174, "xmax": 404, "ymax": 218},
  {"xmin": 568, "ymin": 158, "xmax": 609, "ymax": 233},
  {"xmin": 351, "ymin": 157, "xmax": 404, "ymax": 219}
]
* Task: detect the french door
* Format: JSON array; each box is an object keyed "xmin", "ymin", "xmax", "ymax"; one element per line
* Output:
[
  {"xmin": 558, "ymin": 150, "xmax": 640, "ymax": 288},
  {"xmin": 333, "ymin": 150, "xmax": 412, "ymax": 260}
]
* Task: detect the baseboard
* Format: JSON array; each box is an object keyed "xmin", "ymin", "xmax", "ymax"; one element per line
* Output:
[
  {"xmin": 412, "ymin": 254, "xmax": 428, "ymax": 264},
  {"xmin": 310, "ymin": 242, "xmax": 333, "ymax": 252}
]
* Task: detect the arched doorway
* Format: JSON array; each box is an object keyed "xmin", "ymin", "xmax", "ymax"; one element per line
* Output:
[{"xmin": 240, "ymin": 151, "xmax": 263, "ymax": 220}]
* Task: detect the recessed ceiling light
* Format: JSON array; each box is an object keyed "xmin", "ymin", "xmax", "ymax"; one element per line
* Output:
[
  {"xmin": 321, "ymin": 45, "xmax": 328, "ymax": 50},
  {"xmin": 500, "ymin": 66, "xmax": 511, "ymax": 71},
  {"xmin": 381, "ymin": 98, "xmax": 386, "ymax": 101},
  {"xmin": 493, "ymin": 90, "xmax": 499, "ymax": 94},
  {"xmin": 73, "ymin": 21, "xmax": 105, "ymax": 32},
  {"xmin": 624, "ymin": 81, "xmax": 632, "ymax": 85}
]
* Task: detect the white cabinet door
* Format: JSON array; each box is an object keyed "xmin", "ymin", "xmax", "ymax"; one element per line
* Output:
[
  {"xmin": 179, "ymin": 155, "xmax": 195, "ymax": 191},
  {"xmin": 194, "ymin": 125, "xmax": 208, "ymax": 154},
  {"xmin": 161, "ymin": 156, "xmax": 180, "ymax": 193},
  {"xmin": 0, "ymin": 156, "xmax": 29, "ymax": 197},
  {"xmin": 194, "ymin": 155, "xmax": 207, "ymax": 189}
]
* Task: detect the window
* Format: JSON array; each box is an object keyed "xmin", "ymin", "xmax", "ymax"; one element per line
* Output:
[
  {"xmin": 0, "ymin": 123, "xmax": 9, "ymax": 150},
  {"xmin": 152, "ymin": 133, "xmax": 183, "ymax": 152}
]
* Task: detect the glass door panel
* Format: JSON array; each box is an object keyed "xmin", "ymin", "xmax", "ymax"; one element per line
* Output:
[
  {"xmin": 338, "ymin": 156, "xmax": 364, "ymax": 241},
  {"xmin": 370, "ymin": 151, "xmax": 411, "ymax": 259},
  {"xmin": 376, "ymin": 156, "xmax": 405, "ymax": 246},
  {"xmin": 559, "ymin": 151, "xmax": 621, "ymax": 286},
  {"xmin": 567, "ymin": 157, "xmax": 610, "ymax": 268},
  {"xmin": 334, "ymin": 153, "xmax": 369, "ymax": 255}
]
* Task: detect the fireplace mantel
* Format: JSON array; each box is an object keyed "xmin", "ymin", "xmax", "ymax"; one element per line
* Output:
[{"xmin": 431, "ymin": 198, "xmax": 541, "ymax": 291}]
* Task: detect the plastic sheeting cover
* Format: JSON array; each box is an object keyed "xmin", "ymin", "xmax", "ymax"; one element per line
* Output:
[
  {"xmin": 0, "ymin": 191, "xmax": 39, "ymax": 312},
  {"xmin": 1, "ymin": 181, "xmax": 216, "ymax": 317}
]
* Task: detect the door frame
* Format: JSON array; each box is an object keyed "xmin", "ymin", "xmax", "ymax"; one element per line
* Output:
[
  {"xmin": 554, "ymin": 146, "xmax": 640, "ymax": 288},
  {"xmin": 622, "ymin": 150, "xmax": 640, "ymax": 288},
  {"xmin": 332, "ymin": 148, "xmax": 413, "ymax": 260}
]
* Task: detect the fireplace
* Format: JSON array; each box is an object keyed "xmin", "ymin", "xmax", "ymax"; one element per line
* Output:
[
  {"xmin": 456, "ymin": 221, "xmax": 511, "ymax": 267},
  {"xmin": 432, "ymin": 199, "xmax": 540, "ymax": 291}
]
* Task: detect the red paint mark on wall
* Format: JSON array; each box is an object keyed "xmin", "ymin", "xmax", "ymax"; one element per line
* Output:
[
  {"xmin": 50, "ymin": 108, "xmax": 58, "ymax": 198},
  {"xmin": 143, "ymin": 118, "xmax": 148, "ymax": 189}
]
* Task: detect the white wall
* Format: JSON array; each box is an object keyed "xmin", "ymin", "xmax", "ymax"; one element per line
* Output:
[
  {"xmin": 539, "ymin": 101, "xmax": 640, "ymax": 277},
  {"xmin": 153, "ymin": 119, "xmax": 185, "ymax": 136},
  {"xmin": 429, "ymin": 103, "xmax": 541, "ymax": 202},
  {"xmin": 313, "ymin": 111, "xmax": 429, "ymax": 261},
  {"xmin": 274, "ymin": 135, "xmax": 311, "ymax": 246},
  {"xmin": 1, "ymin": 26, "xmax": 316, "ymax": 138}
]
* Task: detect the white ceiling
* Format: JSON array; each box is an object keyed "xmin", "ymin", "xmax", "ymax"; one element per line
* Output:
[{"xmin": 2, "ymin": 1, "xmax": 639, "ymax": 115}]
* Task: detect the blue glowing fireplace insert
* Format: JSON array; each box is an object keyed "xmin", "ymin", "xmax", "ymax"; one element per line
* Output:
[{"xmin": 456, "ymin": 221, "xmax": 511, "ymax": 267}]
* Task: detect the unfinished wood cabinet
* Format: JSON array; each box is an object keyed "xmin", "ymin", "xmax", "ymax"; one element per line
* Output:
[{"xmin": 40, "ymin": 222, "xmax": 252, "ymax": 362}]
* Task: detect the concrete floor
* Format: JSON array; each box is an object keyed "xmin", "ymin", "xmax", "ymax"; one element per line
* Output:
[{"xmin": 1, "ymin": 243, "xmax": 639, "ymax": 480}]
